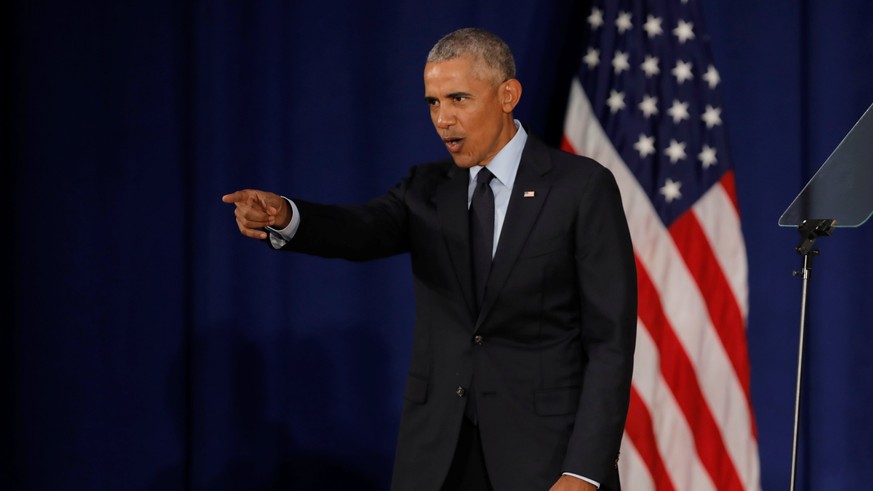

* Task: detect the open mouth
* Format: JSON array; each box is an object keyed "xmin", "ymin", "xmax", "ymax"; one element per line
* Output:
[{"xmin": 443, "ymin": 137, "xmax": 464, "ymax": 152}]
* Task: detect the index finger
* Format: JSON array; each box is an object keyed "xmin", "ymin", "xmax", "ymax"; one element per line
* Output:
[{"xmin": 222, "ymin": 191, "xmax": 246, "ymax": 204}]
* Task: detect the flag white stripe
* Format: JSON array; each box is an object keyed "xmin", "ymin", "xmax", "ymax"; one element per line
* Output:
[{"xmin": 619, "ymin": 434, "xmax": 656, "ymax": 491}]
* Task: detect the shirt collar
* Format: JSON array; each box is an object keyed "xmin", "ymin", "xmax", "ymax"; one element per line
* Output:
[{"xmin": 470, "ymin": 120, "xmax": 527, "ymax": 188}]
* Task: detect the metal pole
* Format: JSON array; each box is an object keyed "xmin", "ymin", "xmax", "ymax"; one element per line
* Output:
[{"xmin": 789, "ymin": 252, "xmax": 814, "ymax": 491}]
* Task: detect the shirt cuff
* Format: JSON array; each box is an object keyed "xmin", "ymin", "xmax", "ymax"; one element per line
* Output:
[
  {"xmin": 265, "ymin": 197, "xmax": 299, "ymax": 248},
  {"xmin": 562, "ymin": 472, "xmax": 600, "ymax": 489}
]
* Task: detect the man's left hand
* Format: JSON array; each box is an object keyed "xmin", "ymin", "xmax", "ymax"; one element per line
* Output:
[{"xmin": 549, "ymin": 475, "xmax": 597, "ymax": 491}]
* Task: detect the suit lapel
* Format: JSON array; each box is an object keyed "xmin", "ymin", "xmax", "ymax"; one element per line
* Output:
[
  {"xmin": 434, "ymin": 164, "xmax": 478, "ymax": 318},
  {"xmin": 476, "ymin": 138, "xmax": 553, "ymax": 330}
]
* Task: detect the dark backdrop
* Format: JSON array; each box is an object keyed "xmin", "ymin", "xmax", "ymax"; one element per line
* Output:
[{"xmin": 7, "ymin": 1, "xmax": 873, "ymax": 490}]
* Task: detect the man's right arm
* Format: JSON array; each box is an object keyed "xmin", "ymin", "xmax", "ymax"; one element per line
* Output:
[{"xmin": 223, "ymin": 172, "xmax": 412, "ymax": 261}]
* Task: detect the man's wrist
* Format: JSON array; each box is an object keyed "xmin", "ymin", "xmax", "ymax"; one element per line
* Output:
[
  {"xmin": 274, "ymin": 196, "xmax": 293, "ymax": 229},
  {"xmin": 265, "ymin": 197, "xmax": 300, "ymax": 248}
]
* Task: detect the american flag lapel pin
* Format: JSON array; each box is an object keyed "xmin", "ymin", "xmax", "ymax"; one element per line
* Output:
[{"xmin": 523, "ymin": 190, "xmax": 535, "ymax": 198}]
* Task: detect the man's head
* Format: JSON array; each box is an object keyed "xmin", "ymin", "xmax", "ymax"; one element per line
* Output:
[{"xmin": 424, "ymin": 28, "xmax": 522, "ymax": 168}]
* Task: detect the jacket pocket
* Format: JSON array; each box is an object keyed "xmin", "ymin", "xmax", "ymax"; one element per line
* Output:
[
  {"xmin": 404, "ymin": 373, "xmax": 428, "ymax": 404},
  {"xmin": 534, "ymin": 386, "xmax": 580, "ymax": 416}
]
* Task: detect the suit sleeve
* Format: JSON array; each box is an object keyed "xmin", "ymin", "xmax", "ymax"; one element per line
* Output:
[
  {"xmin": 274, "ymin": 174, "xmax": 412, "ymax": 261},
  {"xmin": 563, "ymin": 164, "xmax": 637, "ymax": 484}
]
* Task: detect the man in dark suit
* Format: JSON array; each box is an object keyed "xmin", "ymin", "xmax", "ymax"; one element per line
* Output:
[{"xmin": 223, "ymin": 28, "xmax": 636, "ymax": 491}]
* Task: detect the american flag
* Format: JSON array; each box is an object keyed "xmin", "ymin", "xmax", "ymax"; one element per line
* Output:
[{"xmin": 561, "ymin": 1, "xmax": 761, "ymax": 489}]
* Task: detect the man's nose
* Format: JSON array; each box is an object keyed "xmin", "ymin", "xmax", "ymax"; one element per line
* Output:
[{"xmin": 435, "ymin": 106, "xmax": 455, "ymax": 128}]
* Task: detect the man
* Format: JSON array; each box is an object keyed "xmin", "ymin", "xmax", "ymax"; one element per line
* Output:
[{"xmin": 223, "ymin": 28, "xmax": 636, "ymax": 491}]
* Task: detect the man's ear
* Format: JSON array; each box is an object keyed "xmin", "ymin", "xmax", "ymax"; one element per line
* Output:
[{"xmin": 501, "ymin": 78, "xmax": 522, "ymax": 113}]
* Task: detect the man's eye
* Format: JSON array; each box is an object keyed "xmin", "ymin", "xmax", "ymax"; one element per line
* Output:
[{"xmin": 453, "ymin": 96, "xmax": 466, "ymax": 103}]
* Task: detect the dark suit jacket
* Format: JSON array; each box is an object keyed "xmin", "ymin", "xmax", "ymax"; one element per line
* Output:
[{"xmin": 280, "ymin": 136, "xmax": 637, "ymax": 491}]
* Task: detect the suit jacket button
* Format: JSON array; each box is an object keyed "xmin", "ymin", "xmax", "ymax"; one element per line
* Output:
[
  {"xmin": 473, "ymin": 335, "xmax": 484, "ymax": 345},
  {"xmin": 456, "ymin": 386, "xmax": 466, "ymax": 397}
]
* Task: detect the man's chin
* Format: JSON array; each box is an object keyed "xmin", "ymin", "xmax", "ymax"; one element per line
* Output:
[{"xmin": 450, "ymin": 155, "xmax": 479, "ymax": 169}]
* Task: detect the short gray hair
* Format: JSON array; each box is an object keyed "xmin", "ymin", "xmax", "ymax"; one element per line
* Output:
[{"xmin": 426, "ymin": 28, "xmax": 516, "ymax": 84}]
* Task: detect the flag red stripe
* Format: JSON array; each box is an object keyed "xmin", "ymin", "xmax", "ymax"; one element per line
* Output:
[
  {"xmin": 669, "ymin": 210, "xmax": 753, "ymax": 409},
  {"xmin": 625, "ymin": 386, "xmax": 677, "ymax": 491},
  {"xmin": 720, "ymin": 170, "xmax": 741, "ymax": 213},
  {"xmin": 560, "ymin": 134, "xmax": 575, "ymax": 154},
  {"xmin": 635, "ymin": 256, "xmax": 745, "ymax": 490}
]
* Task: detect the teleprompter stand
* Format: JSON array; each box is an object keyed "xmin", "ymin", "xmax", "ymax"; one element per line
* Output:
[
  {"xmin": 786, "ymin": 218, "xmax": 833, "ymax": 491},
  {"xmin": 779, "ymin": 102, "xmax": 873, "ymax": 491}
]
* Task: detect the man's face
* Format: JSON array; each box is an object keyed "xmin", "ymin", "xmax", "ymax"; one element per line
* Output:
[{"xmin": 424, "ymin": 55, "xmax": 519, "ymax": 168}]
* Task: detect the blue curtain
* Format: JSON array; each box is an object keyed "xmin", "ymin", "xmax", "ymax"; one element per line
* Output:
[{"xmin": 7, "ymin": 1, "xmax": 873, "ymax": 489}]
